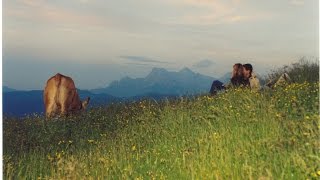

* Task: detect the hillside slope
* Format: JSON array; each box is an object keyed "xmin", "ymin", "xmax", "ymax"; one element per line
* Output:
[{"xmin": 3, "ymin": 82, "xmax": 319, "ymax": 179}]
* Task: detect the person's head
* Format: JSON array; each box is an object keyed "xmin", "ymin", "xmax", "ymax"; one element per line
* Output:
[
  {"xmin": 243, "ymin": 64, "xmax": 253, "ymax": 79},
  {"xmin": 232, "ymin": 63, "xmax": 243, "ymax": 79}
]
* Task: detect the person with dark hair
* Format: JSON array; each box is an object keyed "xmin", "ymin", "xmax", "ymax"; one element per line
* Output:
[
  {"xmin": 230, "ymin": 63, "xmax": 245, "ymax": 87},
  {"xmin": 243, "ymin": 63, "xmax": 260, "ymax": 90},
  {"xmin": 209, "ymin": 63, "xmax": 245, "ymax": 95}
]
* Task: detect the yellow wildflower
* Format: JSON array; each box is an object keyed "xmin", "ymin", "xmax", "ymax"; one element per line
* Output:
[
  {"xmin": 55, "ymin": 152, "xmax": 61, "ymax": 159},
  {"xmin": 47, "ymin": 154, "xmax": 54, "ymax": 161},
  {"xmin": 311, "ymin": 172, "xmax": 317, "ymax": 178}
]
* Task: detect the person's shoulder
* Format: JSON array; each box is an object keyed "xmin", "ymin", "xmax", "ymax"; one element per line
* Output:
[
  {"xmin": 249, "ymin": 72, "xmax": 260, "ymax": 86},
  {"xmin": 251, "ymin": 72, "xmax": 258, "ymax": 78}
]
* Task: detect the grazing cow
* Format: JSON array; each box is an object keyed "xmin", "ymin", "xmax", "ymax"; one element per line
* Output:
[{"xmin": 44, "ymin": 73, "xmax": 90, "ymax": 118}]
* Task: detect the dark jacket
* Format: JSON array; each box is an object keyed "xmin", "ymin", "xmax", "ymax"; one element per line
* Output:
[{"xmin": 209, "ymin": 80, "xmax": 225, "ymax": 95}]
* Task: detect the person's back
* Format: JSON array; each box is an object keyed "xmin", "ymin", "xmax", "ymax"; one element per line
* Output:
[
  {"xmin": 249, "ymin": 72, "xmax": 260, "ymax": 90},
  {"xmin": 209, "ymin": 80, "xmax": 224, "ymax": 95}
]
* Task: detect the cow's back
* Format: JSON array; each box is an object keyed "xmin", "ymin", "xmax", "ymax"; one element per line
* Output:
[
  {"xmin": 56, "ymin": 74, "xmax": 78, "ymax": 107},
  {"xmin": 44, "ymin": 73, "xmax": 79, "ymax": 117},
  {"xmin": 44, "ymin": 74, "xmax": 60, "ymax": 108}
]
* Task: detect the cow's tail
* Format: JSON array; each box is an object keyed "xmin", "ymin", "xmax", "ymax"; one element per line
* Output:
[
  {"xmin": 54, "ymin": 73, "xmax": 62, "ymax": 88},
  {"xmin": 54, "ymin": 73, "xmax": 63, "ymax": 105}
]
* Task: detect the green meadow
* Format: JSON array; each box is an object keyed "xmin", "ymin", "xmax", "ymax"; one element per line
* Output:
[{"xmin": 3, "ymin": 60, "xmax": 320, "ymax": 179}]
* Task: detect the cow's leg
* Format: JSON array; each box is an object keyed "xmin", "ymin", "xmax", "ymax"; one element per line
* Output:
[
  {"xmin": 58, "ymin": 88, "xmax": 69, "ymax": 117},
  {"xmin": 46, "ymin": 102, "xmax": 57, "ymax": 118},
  {"xmin": 60, "ymin": 102, "xmax": 68, "ymax": 117},
  {"xmin": 58, "ymin": 94, "xmax": 67, "ymax": 116}
]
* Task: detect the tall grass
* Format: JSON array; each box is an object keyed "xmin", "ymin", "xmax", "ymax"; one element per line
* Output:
[
  {"xmin": 265, "ymin": 57, "xmax": 319, "ymax": 84},
  {"xmin": 4, "ymin": 82, "xmax": 319, "ymax": 179},
  {"xmin": 3, "ymin": 61, "xmax": 320, "ymax": 179}
]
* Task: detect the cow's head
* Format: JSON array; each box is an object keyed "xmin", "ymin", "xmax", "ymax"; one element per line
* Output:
[{"xmin": 81, "ymin": 97, "xmax": 90, "ymax": 110}]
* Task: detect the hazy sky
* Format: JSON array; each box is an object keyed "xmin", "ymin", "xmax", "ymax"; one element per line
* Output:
[{"xmin": 3, "ymin": 0, "xmax": 319, "ymax": 90}]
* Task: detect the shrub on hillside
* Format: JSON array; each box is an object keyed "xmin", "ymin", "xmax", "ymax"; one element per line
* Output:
[{"xmin": 265, "ymin": 57, "xmax": 319, "ymax": 84}]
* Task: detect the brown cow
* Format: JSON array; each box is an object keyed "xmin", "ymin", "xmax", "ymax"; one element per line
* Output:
[{"xmin": 44, "ymin": 73, "xmax": 90, "ymax": 118}]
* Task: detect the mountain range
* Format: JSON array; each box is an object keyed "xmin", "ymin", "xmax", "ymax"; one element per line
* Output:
[
  {"xmin": 3, "ymin": 90, "xmax": 120, "ymax": 117},
  {"xmin": 91, "ymin": 67, "xmax": 217, "ymax": 97},
  {"xmin": 3, "ymin": 67, "xmax": 229, "ymax": 117}
]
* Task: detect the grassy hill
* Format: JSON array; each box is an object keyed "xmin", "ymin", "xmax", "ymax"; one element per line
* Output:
[
  {"xmin": 3, "ymin": 59, "xmax": 320, "ymax": 179},
  {"xmin": 4, "ymin": 82, "xmax": 319, "ymax": 179}
]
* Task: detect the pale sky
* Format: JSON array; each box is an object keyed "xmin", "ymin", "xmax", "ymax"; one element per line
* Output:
[{"xmin": 3, "ymin": 0, "xmax": 319, "ymax": 90}]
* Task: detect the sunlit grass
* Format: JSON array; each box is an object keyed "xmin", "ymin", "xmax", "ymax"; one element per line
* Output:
[{"xmin": 3, "ymin": 81, "xmax": 319, "ymax": 179}]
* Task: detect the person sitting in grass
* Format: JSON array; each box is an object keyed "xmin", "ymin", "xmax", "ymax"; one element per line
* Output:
[
  {"xmin": 230, "ymin": 63, "xmax": 246, "ymax": 87},
  {"xmin": 210, "ymin": 63, "xmax": 246, "ymax": 95},
  {"xmin": 242, "ymin": 63, "xmax": 261, "ymax": 91}
]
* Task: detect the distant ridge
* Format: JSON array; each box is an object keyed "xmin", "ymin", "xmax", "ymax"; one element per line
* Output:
[
  {"xmin": 3, "ymin": 68, "xmax": 231, "ymax": 117},
  {"xmin": 91, "ymin": 67, "xmax": 217, "ymax": 97},
  {"xmin": 3, "ymin": 90, "xmax": 119, "ymax": 117},
  {"xmin": 3, "ymin": 86, "xmax": 17, "ymax": 93}
]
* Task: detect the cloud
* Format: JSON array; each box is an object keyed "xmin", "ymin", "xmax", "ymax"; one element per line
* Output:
[
  {"xmin": 193, "ymin": 59, "xmax": 216, "ymax": 68},
  {"xmin": 124, "ymin": 62, "xmax": 150, "ymax": 66},
  {"xmin": 5, "ymin": 0, "xmax": 104, "ymax": 27},
  {"xmin": 3, "ymin": 0, "xmax": 318, "ymax": 82},
  {"xmin": 172, "ymin": 14, "xmax": 263, "ymax": 26},
  {"xmin": 163, "ymin": 0, "xmax": 273, "ymax": 26},
  {"xmin": 79, "ymin": 0, "xmax": 91, "ymax": 4},
  {"xmin": 120, "ymin": 56, "xmax": 168, "ymax": 64},
  {"xmin": 289, "ymin": 0, "xmax": 305, "ymax": 6}
]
